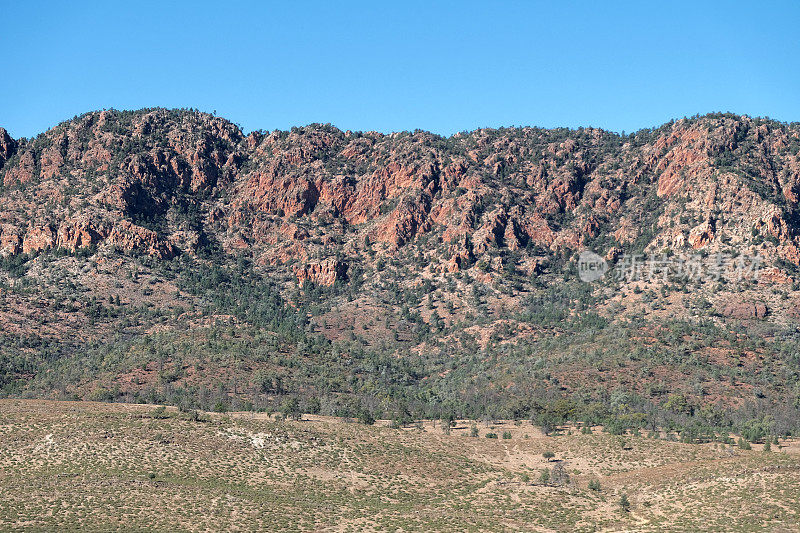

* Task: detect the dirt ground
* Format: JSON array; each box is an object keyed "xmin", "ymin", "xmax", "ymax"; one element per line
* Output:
[{"xmin": 1, "ymin": 399, "xmax": 798, "ymax": 531}]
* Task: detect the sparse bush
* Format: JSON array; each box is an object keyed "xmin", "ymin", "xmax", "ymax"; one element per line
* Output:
[
  {"xmin": 619, "ymin": 493, "xmax": 631, "ymax": 512},
  {"xmin": 357, "ymin": 409, "xmax": 376, "ymax": 425},
  {"xmin": 550, "ymin": 462, "xmax": 569, "ymax": 486},
  {"xmin": 539, "ymin": 469, "xmax": 550, "ymax": 484}
]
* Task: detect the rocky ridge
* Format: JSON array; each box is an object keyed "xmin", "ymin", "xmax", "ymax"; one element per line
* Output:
[{"xmin": 1, "ymin": 109, "xmax": 800, "ymax": 290}]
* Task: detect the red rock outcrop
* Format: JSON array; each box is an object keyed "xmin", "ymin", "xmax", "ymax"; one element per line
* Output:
[
  {"xmin": 721, "ymin": 302, "xmax": 768, "ymax": 319},
  {"xmin": 374, "ymin": 193, "xmax": 432, "ymax": 247},
  {"xmin": 23, "ymin": 225, "xmax": 57, "ymax": 254},
  {"xmin": 4, "ymin": 150, "xmax": 35, "ymax": 186},
  {"xmin": 0, "ymin": 225, "xmax": 21, "ymax": 256},
  {"xmin": 688, "ymin": 219, "xmax": 715, "ymax": 249},
  {"xmin": 295, "ymin": 258, "xmax": 348, "ymax": 286},
  {"xmin": 0, "ymin": 127, "xmax": 16, "ymax": 169},
  {"xmin": 2, "ymin": 109, "xmax": 800, "ymax": 284},
  {"xmin": 56, "ymin": 218, "xmax": 105, "ymax": 252},
  {"xmin": 107, "ymin": 221, "xmax": 176, "ymax": 259}
]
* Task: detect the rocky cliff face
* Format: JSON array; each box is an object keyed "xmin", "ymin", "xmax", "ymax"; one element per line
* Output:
[
  {"xmin": 2, "ymin": 109, "xmax": 800, "ymax": 320},
  {"xmin": 2, "ymin": 109, "xmax": 800, "ymax": 276},
  {"xmin": 0, "ymin": 128, "xmax": 16, "ymax": 170}
]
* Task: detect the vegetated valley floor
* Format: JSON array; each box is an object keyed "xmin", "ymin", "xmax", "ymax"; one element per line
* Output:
[{"xmin": 1, "ymin": 399, "xmax": 799, "ymax": 532}]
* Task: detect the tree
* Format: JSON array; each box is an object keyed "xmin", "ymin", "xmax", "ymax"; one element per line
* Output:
[
  {"xmin": 539, "ymin": 469, "xmax": 550, "ymax": 484},
  {"xmin": 392, "ymin": 402, "xmax": 413, "ymax": 428},
  {"xmin": 358, "ymin": 409, "xmax": 376, "ymax": 425},
  {"xmin": 543, "ymin": 451, "xmax": 555, "ymax": 462},
  {"xmin": 441, "ymin": 423, "xmax": 451, "ymax": 435},
  {"xmin": 281, "ymin": 397, "xmax": 302, "ymax": 421},
  {"xmin": 430, "ymin": 311, "xmax": 444, "ymax": 331},
  {"xmin": 307, "ymin": 397, "xmax": 321, "ymax": 414},
  {"xmin": 441, "ymin": 412, "xmax": 455, "ymax": 429},
  {"xmin": 550, "ymin": 462, "xmax": 569, "ymax": 486},
  {"xmin": 619, "ymin": 493, "xmax": 631, "ymax": 512}
]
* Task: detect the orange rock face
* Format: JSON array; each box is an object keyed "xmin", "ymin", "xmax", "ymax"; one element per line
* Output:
[
  {"xmin": 56, "ymin": 218, "xmax": 104, "ymax": 252},
  {"xmin": 107, "ymin": 221, "xmax": 176, "ymax": 259},
  {"xmin": 688, "ymin": 220, "xmax": 715, "ymax": 249},
  {"xmin": 1, "ymin": 109, "xmax": 800, "ymax": 275},
  {"xmin": 23, "ymin": 225, "xmax": 56, "ymax": 254},
  {"xmin": 295, "ymin": 258, "xmax": 348, "ymax": 286},
  {"xmin": 0, "ymin": 225, "xmax": 21, "ymax": 256}
]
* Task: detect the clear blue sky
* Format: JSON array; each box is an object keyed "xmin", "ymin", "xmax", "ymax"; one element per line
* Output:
[{"xmin": 1, "ymin": 1, "xmax": 799, "ymax": 139}]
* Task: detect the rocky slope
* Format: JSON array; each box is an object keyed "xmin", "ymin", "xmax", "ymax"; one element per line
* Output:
[
  {"xmin": 2, "ymin": 109, "xmax": 800, "ymax": 279},
  {"xmin": 2, "ymin": 109, "xmax": 800, "ymax": 424}
]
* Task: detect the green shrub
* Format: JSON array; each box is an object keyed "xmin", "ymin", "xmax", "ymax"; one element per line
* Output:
[
  {"xmin": 620, "ymin": 493, "xmax": 630, "ymax": 512},
  {"xmin": 539, "ymin": 469, "xmax": 550, "ymax": 484}
]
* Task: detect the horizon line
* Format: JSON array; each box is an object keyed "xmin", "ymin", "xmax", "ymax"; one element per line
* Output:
[{"xmin": 4, "ymin": 106, "xmax": 800, "ymax": 142}]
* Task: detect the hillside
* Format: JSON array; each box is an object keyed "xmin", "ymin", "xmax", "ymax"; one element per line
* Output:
[{"xmin": 2, "ymin": 109, "xmax": 800, "ymax": 438}]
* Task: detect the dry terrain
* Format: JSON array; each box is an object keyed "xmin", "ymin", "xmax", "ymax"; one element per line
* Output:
[{"xmin": 1, "ymin": 399, "xmax": 798, "ymax": 532}]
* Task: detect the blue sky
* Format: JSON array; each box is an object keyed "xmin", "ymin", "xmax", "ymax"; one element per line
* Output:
[{"xmin": 1, "ymin": 1, "xmax": 798, "ymax": 139}]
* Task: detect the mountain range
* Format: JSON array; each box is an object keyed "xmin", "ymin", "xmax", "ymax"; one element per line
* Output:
[{"xmin": 1, "ymin": 108, "xmax": 799, "ymax": 436}]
